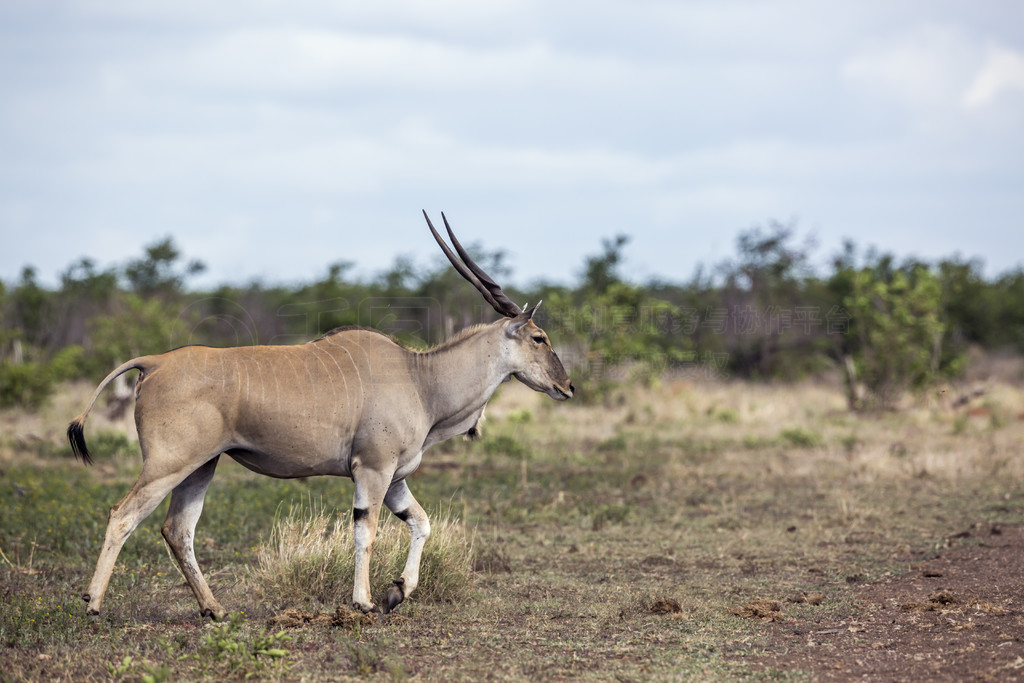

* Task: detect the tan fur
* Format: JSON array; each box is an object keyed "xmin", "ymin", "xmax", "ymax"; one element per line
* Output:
[{"xmin": 70, "ymin": 311, "xmax": 572, "ymax": 617}]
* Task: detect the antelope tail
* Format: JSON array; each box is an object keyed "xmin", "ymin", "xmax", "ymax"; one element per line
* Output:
[{"xmin": 67, "ymin": 358, "xmax": 148, "ymax": 466}]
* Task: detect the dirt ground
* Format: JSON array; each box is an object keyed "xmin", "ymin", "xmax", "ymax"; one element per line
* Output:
[{"xmin": 751, "ymin": 523, "xmax": 1024, "ymax": 681}]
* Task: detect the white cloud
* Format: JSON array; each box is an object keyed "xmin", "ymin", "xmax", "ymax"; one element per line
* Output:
[
  {"xmin": 111, "ymin": 25, "xmax": 655, "ymax": 100},
  {"xmin": 963, "ymin": 45, "xmax": 1024, "ymax": 108},
  {"xmin": 842, "ymin": 24, "xmax": 982, "ymax": 111}
]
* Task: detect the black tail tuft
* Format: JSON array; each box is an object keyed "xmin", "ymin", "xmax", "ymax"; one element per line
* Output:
[{"xmin": 67, "ymin": 420, "xmax": 93, "ymax": 466}]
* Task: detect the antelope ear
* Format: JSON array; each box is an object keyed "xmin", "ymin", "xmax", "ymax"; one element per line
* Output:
[{"xmin": 507, "ymin": 301, "xmax": 541, "ymax": 336}]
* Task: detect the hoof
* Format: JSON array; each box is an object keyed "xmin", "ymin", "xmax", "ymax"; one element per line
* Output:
[
  {"xmin": 383, "ymin": 580, "xmax": 405, "ymax": 615},
  {"xmin": 197, "ymin": 606, "xmax": 226, "ymax": 622},
  {"xmin": 83, "ymin": 594, "xmax": 100, "ymax": 619}
]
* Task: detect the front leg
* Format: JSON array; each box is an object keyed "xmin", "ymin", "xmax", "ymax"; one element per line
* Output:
[
  {"xmin": 382, "ymin": 479, "xmax": 431, "ymax": 613},
  {"xmin": 350, "ymin": 465, "xmax": 391, "ymax": 613}
]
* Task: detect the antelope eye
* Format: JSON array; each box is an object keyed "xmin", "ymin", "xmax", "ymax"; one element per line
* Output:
[{"xmin": 532, "ymin": 335, "xmax": 545, "ymax": 344}]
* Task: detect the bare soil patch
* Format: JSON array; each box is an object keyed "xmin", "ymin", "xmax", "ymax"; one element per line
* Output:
[{"xmin": 752, "ymin": 524, "xmax": 1024, "ymax": 681}]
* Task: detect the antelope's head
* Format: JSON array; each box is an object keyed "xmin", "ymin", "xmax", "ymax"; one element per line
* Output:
[
  {"xmin": 502, "ymin": 302, "xmax": 574, "ymax": 400},
  {"xmin": 425, "ymin": 211, "xmax": 575, "ymax": 401}
]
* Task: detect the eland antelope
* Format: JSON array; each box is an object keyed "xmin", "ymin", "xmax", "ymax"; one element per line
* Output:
[{"xmin": 68, "ymin": 211, "xmax": 574, "ymax": 619}]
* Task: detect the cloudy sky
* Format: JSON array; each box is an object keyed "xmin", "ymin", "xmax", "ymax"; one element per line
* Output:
[{"xmin": 2, "ymin": 1, "xmax": 1023, "ymax": 290}]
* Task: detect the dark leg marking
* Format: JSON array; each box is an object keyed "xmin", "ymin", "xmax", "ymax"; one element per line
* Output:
[
  {"xmin": 392, "ymin": 508, "xmax": 411, "ymax": 523},
  {"xmin": 353, "ymin": 507, "xmax": 369, "ymax": 523}
]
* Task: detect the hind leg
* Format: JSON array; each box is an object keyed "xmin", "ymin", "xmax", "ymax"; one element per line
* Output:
[
  {"xmin": 161, "ymin": 456, "xmax": 225, "ymax": 620},
  {"xmin": 84, "ymin": 467, "xmax": 194, "ymax": 615}
]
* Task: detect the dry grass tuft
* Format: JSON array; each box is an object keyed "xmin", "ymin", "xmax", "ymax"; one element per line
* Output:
[{"xmin": 249, "ymin": 502, "xmax": 474, "ymax": 609}]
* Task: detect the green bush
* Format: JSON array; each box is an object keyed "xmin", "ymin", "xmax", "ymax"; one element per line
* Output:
[
  {"xmin": 0, "ymin": 346, "xmax": 85, "ymax": 409},
  {"xmin": 0, "ymin": 362, "xmax": 53, "ymax": 409},
  {"xmin": 844, "ymin": 265, "xmax": 952, "ymax": 409}
]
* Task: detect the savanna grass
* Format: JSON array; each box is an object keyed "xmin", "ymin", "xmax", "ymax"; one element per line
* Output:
[
  {"xmin": 4, "ymin": 377, "xmax": 1024, "ymax": 680},
  {"xmin": 249, "ymin": 500, "xmax": 474, "ymax": 609}
]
